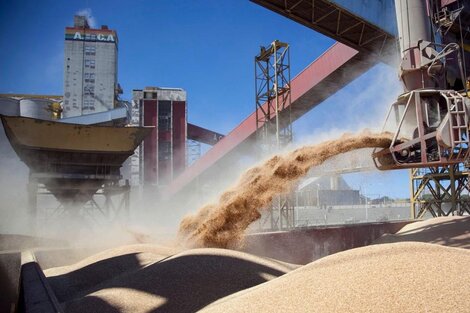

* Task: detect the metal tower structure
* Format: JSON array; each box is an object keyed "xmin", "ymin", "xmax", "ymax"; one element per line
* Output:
[
  {"xmin": 255, "ymin": 40, "xmax": 292, "ymax": 150},
  {"xmin": 410, "ymin": 165, "xmax": 470, "ymax": 218},
  {"xmin": 255, "ymin": 40, "xmax": 294, "ymax": 230},
  {"xmin": 406, "ymin": 1, "xmax": 470, "ymax": 220}
]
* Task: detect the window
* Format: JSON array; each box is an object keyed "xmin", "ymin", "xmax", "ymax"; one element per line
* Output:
[
  {"xmin": 158, "ymin": 101, "xmax": 171, "ymax": 115},
  {"xmin": 158, "ymin": 141, "xmax": 172, "ymax": 160},
  {"xmin": 84, "ymin": 85, "xmax": 94, "ymax": 96},
  {"xmin": 85, "ymin": 45, "xmax": 96, "ymax": 56},
  {"xmin": 85, "ymin": 59, "xmax": 95, "ymax": 69},
  {"xmin": 83, "ymin": 99, "xmax": 95, "ymax": 111},
  {"xmin": 144, "ymin": 91, "xmax": 157, "ymax": 99},
  {"xmin": 158, "ymin": 116, "xmax": 171, "ymax": 131},
  {"xmin": 84, "ymin": 72, "xmax": 95, "ymax": 83},
  {"xmin": 158, "ymin": 101, "xmax": 171, "ymax": 131}
]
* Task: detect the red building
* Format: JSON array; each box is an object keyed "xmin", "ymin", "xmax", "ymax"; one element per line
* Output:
[{"xmin": 132, "ymin": 87, "xmax": 187, "ymax": 188}]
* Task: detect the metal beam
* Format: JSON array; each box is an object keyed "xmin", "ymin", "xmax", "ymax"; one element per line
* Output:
[
  {"xmin": 410, "ymin": 165, "xmax": 470, "ymax": 218},
  {"xmin": 187, "ymin": 123, "xmax": 224, "ymax": 146}
]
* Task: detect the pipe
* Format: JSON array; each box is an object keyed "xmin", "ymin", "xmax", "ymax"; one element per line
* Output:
[{"xmin": 395, "ymin": 0, "xmax": 432, "ymax": 56}]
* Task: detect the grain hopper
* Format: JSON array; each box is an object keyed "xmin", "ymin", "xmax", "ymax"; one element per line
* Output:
[{"xmin": 0, "ymin": 115, "xmax": 152, "ymax": 215}]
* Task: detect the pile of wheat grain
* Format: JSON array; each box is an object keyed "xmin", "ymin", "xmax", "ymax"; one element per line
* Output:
[
  {"xmin": 45, "ymin": 246, "xmax": 297, "ymax": 313},
  {"xmin": 374, "ymin": 215, "xmax": 470, "ymax": 249},
  {"xmin": 44, "ymin": 244, "xmax": 179, "ymax": 303},
  {"xmin": 200, "ymin": 242, "xmax": 470, "ymax": 313},
  {"xmin": 44, "ymin": 215, "xmax": 470, "ymax": 313}
]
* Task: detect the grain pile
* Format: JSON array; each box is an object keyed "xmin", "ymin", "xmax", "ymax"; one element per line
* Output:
[
  {"xmin": 375, "ymin": 215, "xmax": 470, "ymax": 249},
  {"xmin": 50, "ymin": 247, "xmax": 298, "ymax": 313},
  {"xmin": 45, "ymin": 244, "xmax": 178, "ymax": 303},
  {"xmin": 179, "ymin": 132, "xmax": 392, "ymax": 248},
  {"xmin": 200, "ymin": 242, "xmax": 470, "ymax": 313},
  {"xmin": 43, "ymin": 217, "xmax": 470, "ymax": 312}
]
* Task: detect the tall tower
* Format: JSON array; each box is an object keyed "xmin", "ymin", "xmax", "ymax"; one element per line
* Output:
[
  {"xmin": 132, "ymin": 87, "xmax": 187, "ymax": 189},
  {"xmin": 63, "ymin": 15, "xmax": 118, "ymax": 118},
  {"xmin": 254, "ymin": 40, "xmax": 294, "ymax": 230}
]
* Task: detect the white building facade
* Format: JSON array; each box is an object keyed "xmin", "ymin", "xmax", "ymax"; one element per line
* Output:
[{"xmin": 63, "ymin": 16, "xmax": 118, "ymax": 117}]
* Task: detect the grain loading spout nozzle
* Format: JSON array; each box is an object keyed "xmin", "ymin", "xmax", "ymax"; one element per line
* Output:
[{"xmin": 373, "ymin": 0, "xmax": 470, "ymax": 170}]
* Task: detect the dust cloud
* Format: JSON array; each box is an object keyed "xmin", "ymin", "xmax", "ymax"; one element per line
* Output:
[
  {"xmin": 0, "ymin": 124, "xmax": 30, "ymax": 235},
  {"xmin": 178, "ymin": 131, "xmax": 393, "ymax": 249}
]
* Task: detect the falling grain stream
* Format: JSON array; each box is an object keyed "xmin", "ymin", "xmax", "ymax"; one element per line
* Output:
[{"xmin": 179, "ymin": 131, "xmax": 393, "ymax": 248}]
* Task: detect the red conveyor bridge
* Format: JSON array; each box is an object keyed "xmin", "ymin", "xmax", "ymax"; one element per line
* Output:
[{"xmin": 166, "ymin": 0, "xmax": 397, "ymax": 198}]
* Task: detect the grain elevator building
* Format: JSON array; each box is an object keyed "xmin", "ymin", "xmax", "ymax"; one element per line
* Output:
[{"xmin": 63, "ymin": 15, "xmax": 118, "ymax": 117}]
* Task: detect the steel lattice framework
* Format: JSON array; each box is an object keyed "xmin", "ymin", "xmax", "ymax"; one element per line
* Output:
[
  {"xmin": 255, "ymin": 40, "xmax": 292, "ymax": 151},
  {"xmin": 410, "ymin": 165, "xmax": 470, "ymax": 218},
  {"xmin": 251, "ymin": 0, "xmax": 397, "ymax": 62},
  {"xmin": 28, "ymin": 174, "xmax": 131, "ymax": 232},
  {"xmin": 255, "ymin": 40, "xmax": 295, "ymax": 230}
]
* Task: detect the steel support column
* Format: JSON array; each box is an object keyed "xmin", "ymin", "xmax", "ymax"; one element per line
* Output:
[
  {"xmin": 410, "ymin": 165, "xmax": 470, "ymax": 218},
  {"xmin": 255, "ymin": 40, "xmax": 294, "ymax": 230}
]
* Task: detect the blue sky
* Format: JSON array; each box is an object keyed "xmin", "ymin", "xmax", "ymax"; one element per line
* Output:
[{"xmin": 0, "ymin": 0, "xmax": 409, "ymax": 198}]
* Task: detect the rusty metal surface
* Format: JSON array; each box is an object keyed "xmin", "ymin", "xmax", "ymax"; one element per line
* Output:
[{"xmin": 243, "ymin": 220, "xmax": 413, "ymax": 264}]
